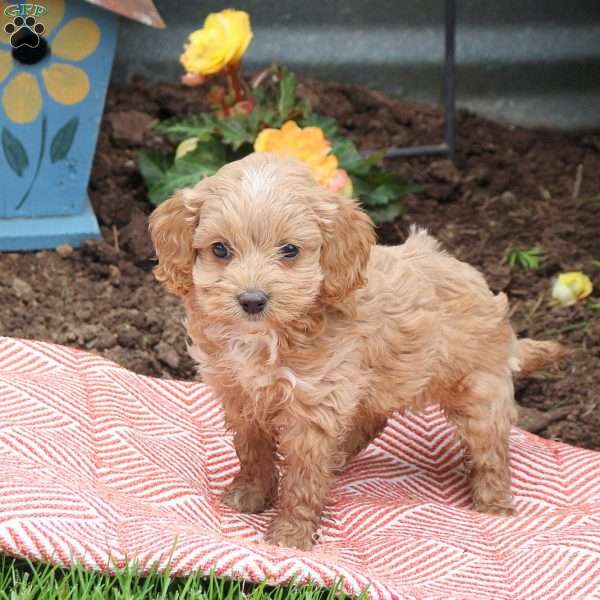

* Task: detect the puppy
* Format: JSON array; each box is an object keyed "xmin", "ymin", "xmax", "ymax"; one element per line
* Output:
[{"xmin": 149, "ymin": 152, "xmax": 567, "ymax": 550}]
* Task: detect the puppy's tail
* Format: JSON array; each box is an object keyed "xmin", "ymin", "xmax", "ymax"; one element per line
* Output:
[{"xmin": 516, "ymin": 338, "xmax": 571, "ymax": 376}]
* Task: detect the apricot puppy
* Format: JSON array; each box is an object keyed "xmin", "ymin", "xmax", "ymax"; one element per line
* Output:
[{"xmin": 149, "ymin": 152, "xmax": 566, "ymax": 550}]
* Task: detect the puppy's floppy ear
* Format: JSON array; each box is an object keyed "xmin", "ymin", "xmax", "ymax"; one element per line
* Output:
[
  {"xmin": 148, "ymin": 188, "xmax": 202, "ymax": 298},
  {"xmin": 315, "ymin": 189, "xmax": 376, "ymax": 305}
]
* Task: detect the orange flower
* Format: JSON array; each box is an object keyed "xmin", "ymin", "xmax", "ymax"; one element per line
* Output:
[
  {"xmin": 255, "ymin": 121, "xmax": 351, "ymax": 194},
  {"xmin": 328, "ymin": 168, "xmax": 353, "ymax": 196}
]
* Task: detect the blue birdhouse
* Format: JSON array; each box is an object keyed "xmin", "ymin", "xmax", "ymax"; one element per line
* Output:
[{"xmin": 0, "ymin": 0, "xmax": 164, "ymax": 250}]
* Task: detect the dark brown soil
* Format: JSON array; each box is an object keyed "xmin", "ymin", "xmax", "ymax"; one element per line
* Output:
[{"xmin": 0, "ymin": 76, "xmax": 598, "ymax": 449}]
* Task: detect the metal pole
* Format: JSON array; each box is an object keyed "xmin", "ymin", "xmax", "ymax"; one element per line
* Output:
[
  {"xmin": 385, "ymin": 0, "xmax": 457, "ymax": 161},
  {"xmin": 445, "ymin": 0, "xmax": 456, "ymax": 160}
]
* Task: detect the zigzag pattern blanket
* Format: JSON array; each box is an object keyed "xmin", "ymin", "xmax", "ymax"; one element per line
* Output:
[{"xmin": 0, "ymin": 337, "xmax": 598, "ymax": 599}]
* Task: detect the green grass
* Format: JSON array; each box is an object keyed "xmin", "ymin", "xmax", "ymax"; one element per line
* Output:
[{"xmin": 0, "ymin": 555, "xmax": 364, "ymax": 599}]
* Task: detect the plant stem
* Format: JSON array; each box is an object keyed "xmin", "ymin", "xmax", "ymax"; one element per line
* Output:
[
  {"xmin": 227, "ymin": 65, "xmax": 244, "ymax": 102},
  {"xmin": 220, "ymin": 90, "xmax": 230, "ymax": 117},
  {"xmin": 15, "ymin": 114, "xmax": 47, "ymax": 211}
]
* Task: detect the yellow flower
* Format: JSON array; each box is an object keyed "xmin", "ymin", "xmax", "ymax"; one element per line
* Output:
[
  {"xmin": 180, "ymin": 9, "xmax": 252, "ymax": 76},
  {"xmin": 552, "ymin": 272, "xmax": 593, "ymax": 306},
  {"xmin": 255, "ymin": 120, "xmax": 341, "ymax": 188},
  {"xmin": 0, "ymin": 0, "xmax": 100, "ymax": 124}
]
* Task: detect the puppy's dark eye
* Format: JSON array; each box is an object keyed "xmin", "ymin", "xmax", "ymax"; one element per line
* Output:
[
  {"xmin": 212, "ymin": 242, "xmax": 230, "ymax": 259},
  {"xmin": 279, "ymin": 244, "xmax": 299, "ymax": 259}
]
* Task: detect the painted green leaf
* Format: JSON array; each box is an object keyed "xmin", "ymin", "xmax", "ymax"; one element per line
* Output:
[
  {"xmin": 50, "ymin": 117, "xmax": 78, "ymax": 163},
  {"xmin": 2, "ymin": 127, "xmax": 29, "ymax": 177}
]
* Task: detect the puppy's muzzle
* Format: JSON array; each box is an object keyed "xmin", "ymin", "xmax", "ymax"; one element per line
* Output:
[{"xmin": 238, "ymin": 290, "xmax": 268, "ymax": 315}]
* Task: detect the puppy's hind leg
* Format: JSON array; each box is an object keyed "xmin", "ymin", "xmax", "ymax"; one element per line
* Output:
[
  {"xmin": 338, "ymin": 407, "xmax": 388, "ymax": 472},
  {"xmin": 444, "ymin": 370, "xmax": 518, "ymax": 516}
]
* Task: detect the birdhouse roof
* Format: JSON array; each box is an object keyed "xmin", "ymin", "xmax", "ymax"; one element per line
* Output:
[{"xmin": 84, "ymin": 0, "xmax": 165, "ymax": 28}]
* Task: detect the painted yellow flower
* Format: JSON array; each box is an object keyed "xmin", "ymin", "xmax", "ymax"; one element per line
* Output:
[
  {"xmin": 0, "ymin": 0, "xmax": 100, "ymax": 124},
  {"xmin": 552, "ymin": 272, "xmax": 593, "ymax": 306},
  {"xmin": 255, "ymin": 120, "xmax": 352, "ymax": 194},
  {"xmin": 180, "ymin": 9, "xmax": 252, "ymax": 76}
]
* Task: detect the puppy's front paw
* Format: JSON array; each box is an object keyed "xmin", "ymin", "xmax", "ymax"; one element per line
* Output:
[
  {"xmin": 222, "ymin": 480, "xmax": 271, "ymax": 514},
  {"xmin": 265, "ymin": 516, "xmax": 315, "ymax": 551}
]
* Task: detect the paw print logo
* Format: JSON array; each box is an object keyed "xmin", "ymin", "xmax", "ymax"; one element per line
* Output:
[
  {"xmin": 0, "ymin": 0, "xmax": 101, "ymax": 125},
  {"xmin": 4, "ymin": 16, "xmax": 45, "ymax": 49}
]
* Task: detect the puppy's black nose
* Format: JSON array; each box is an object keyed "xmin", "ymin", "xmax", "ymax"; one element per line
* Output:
[{"xmin": 238, "ymin": 290, "xmax": 268, "ymax": 314}]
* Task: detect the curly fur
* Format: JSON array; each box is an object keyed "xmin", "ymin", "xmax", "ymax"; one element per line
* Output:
[{"xmin": 149, "ymin": 152, "xmax": 568, "ymax": 550}]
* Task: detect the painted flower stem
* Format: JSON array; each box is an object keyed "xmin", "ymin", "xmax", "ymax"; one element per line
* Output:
[{"xmin": 15, "ymin": 114, "xmax": 47, "ymax": 211}]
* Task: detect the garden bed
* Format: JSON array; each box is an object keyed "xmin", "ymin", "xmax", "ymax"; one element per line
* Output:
[{"xmin": 0, "ymin": 75, "xmax": 598, "ymax": 449}]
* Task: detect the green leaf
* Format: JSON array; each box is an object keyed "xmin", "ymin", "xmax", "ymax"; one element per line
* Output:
[
  {"xmin": 190, "ymin": 139, "xmax": 227, "ymax": 164},
  {"xmin": 591, "ymin": 260, "xmax": 600, "ymax": 269},
  {"xmin": 342, "ymin": 150, "xmax": 385, "ymax": 176},
  {"xmin": 137, "ymin": 150, "xmax": 172, "ymax": 187},
  {"xmin": 384, "ymin": 181, "xmax": 421, "ymax": 196},
  {"xmin": 368, "ymin": 203, "xmax": 405, "ymax": 224},
  {"xmin": 50, "ymin": 116, "xmax": 78, "ymax": 163},
  {"xmin": 218, "ymin": 116, "xmax": 254, "ymax": 150},
  {"xmin": 363, "ymin": 170, "xmax": 417, "ymax": 188},
  {"xmin": 156, "ymin": 115, "xmax": 217, "ymax": 141},
  {"xmin": 354, "ymin": 171, "xmax": 420, "ymax": 199},
  {"xmin": 300, "ymin": 113, "xmax": 337, "ymax": 135},
  {"xmin": 331, "ymin": 138, "xmax": 363, "ymax": 170},
  {"xmin": 147, "ymin": 164, "xmax": 207, "ymax": 206},
  {"xmin": 248, "ymin": 107, "xmax": 279, "ymax": 132},
  {"xmin": 2, "ymin": 127, "xmax": 29, "ymax": 176},
  {"xmin": 252, "ymin": 85, "xmax": 267, "ymax": 105},
  {"xmin": 147, "ymin": 141, "xmax": 227, "ymax": 206},
  {"xmin": 350, "ymin": 168, "xmax": 419, "ymax": 223},
  {"xmin": 506, "ymin": 246, "xmax": 544, "ymax": 271},
  {"xmin": 299, "ymin": 113, "xmax": 339, "ymax": 140},
  {"xmin": 365, "ymin": 183, "xmax": 406, "ymax": 207},
  {"xmin": 277, "ymin": 71, "xmax": 298, "ymax": 120}
]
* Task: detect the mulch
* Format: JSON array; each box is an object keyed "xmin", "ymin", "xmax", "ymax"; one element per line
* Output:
[{"xmin": 0, "ymin": 75, "xmax": 598, "ymax": 449}]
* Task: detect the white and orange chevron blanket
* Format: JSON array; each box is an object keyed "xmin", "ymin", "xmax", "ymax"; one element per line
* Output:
[{"xmin": 0, "ymin": 337, "xmax": 598, "ymax": 599}]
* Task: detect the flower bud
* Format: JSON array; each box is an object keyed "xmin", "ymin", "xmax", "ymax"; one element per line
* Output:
[{"xmin": 552, "ymin": 272, "xmax": 593, "ymax": 306}]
